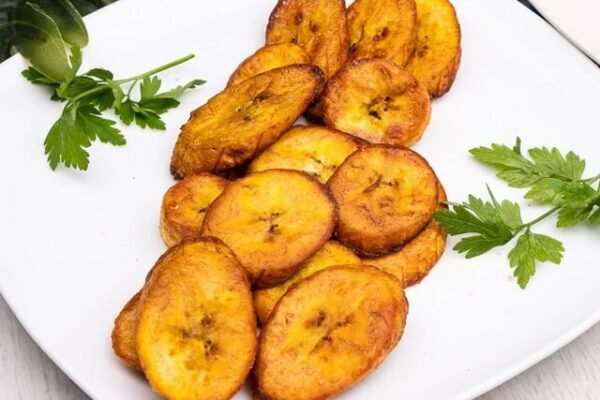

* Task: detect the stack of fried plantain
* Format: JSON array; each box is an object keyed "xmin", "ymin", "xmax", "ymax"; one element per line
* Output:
[{"xmin": 111, "ymin": 0, "xmax": 463, "ymax": 399}]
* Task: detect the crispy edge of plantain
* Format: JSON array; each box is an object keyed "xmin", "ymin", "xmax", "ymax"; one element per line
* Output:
[{"xmin": 111, "ymin": 291, "xmax": 143, "ymax": 371}]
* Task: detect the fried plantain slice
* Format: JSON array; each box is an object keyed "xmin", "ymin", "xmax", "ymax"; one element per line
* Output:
[
  {"xmin": 170, "ymin": 65, "xmax": 324, "ymax": 178},
  {"xmin": 136, "ymin": 238, "xmax": 257, "ymax": 400},
  {"xmin": 254, "ymin": 241, "xmax": 359, "ymax": 324},
  {"xmin": 247, "ymin": 125, "xmax": 361, "ymax": 183},
  {"xmin": 111, "ymin": 291, "xmax": 143, "ymax": 371},
  {"xmin": 366, "ymin": 183, "xmax": 447, "ymax": 286},
  {"xmin": 227, "ymin": 44, "xmax": 310, "ymax": 87},
  {"xmin": 159, "ymin": 174, "xmax": 229, "ymax": 247},
  {"xmin": 256, "ymin": 265, "xmax": 407, "ymax": 400},
  {"xmin": 347, "ymin": 0, "xmax": 417, "ymax": 67},
  {"xmin": 406, "ymin": 0, "xmax": 461, "ymax": 98},
  {"xmin": 111, "ymin": 263, "xmax": 160, "ymax": 371},
  {"xmin": 202, "ymin": 170, "xmax": 336, "ymax": 288},
  {"xmin": 323, "ymin": 59, "xmax": 431, "ymax": 147},
  {"xmin": 328, "ymin": 145, "xmax": 438, "ymax": 256},
  {"xmin": 266, "ymin": 0, "xmax": 349, "ymax": 80}
]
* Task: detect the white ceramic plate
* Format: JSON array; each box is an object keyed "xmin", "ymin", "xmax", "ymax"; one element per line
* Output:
[
  {"xmin": 1, "ymin": 0, "xmax": 599, "ymax": 399},
  {"xmin": 529, "ymin": 0, "xmax": 600, "ymax": 64}
]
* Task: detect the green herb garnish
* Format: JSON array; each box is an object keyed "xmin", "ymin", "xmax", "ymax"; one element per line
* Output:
[
  {"xmin": 435, "ymin": 138, "xmax": 600, "ymax": 288},
  {"xmin": 13, "ymin": 0, "xmax": 204, "ymax": 171}
]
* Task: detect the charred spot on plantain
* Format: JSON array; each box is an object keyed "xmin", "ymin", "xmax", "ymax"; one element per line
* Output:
[
  {"xmin": 204, "ymin": 339, "xmax": 220, "ymax": 357},
  {"xmin": 369, "ymin": 110, "xmax": 382, "ymax": 120},
  {"xmin": 416, "ymin": 43, "xmax": 429, "ymax": 58},
  {"xmin": 367, "ymin": 95, "xmax": 396, "ymax": 119},
  {"xmin": 373, "ymin": 27, "xmax": 389, "ymax": 41},
  {"xmin": 260, "ymin": 212, "xmax": 281, "ymax": 222},
  {"xmin": 198, "ymin": 206, "xmax": 208, "ymax": 214},
  {"xmin": 309, "ymin": 21, "xmax": 319, "ymax": 32},
  {"xmin": 294, "ymin": 11, "xmax": 303, "ymax": 25},
  {"xmin": 305, "ymin": 310, "xmax": 327, "ymax": 328},
  {"xmin": 243, "ymin": 115, "xmax": 252, "ymax": 122},
  {"xmin": 201, "ymin": 313, "xmax": 214, "ymax": 327},
  {"xmin": 335, "ymin": 314, "xmax": 353, "ymax": 327},
  {"xmin": 254, "ymin": 92, "xmax": 271, "ymax": 103},
  {"xmin": 350, "ymin": 42, "xmax": 357, "ymax": 53},
  {"xmin": 364, "ymin": 174, "xmax": 383, "ymax": 193},
  {"xmin": 308, "ymin": 154, "xmax": 337, "ymax": 173},
  {"xmin": 259, "ymin": 212, "xmax": 283, "ymax": 237},
  {"xmin": 364, "ymin": 174, "xmax": 397, "ymax": 193}
]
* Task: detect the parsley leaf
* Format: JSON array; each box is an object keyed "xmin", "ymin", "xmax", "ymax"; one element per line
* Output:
[
  {"xmin": 22, "ymin": 67, "xmax": 60, "ymax": 88},
  {"xmin": 438, "ymin": 138, "xmax": 599, "ymax": 289},
  {"xmin": 80, "ymin": 88, "xmax": 115, "ymax": 111},
  {"xmin": 114, "ymin": 75, "xmax": 204, "ymax": 131},
  {"xmin": 16, "ymin": 0, "xmax": 204, "ymax": 171},
  {"xmin": 471, "ymin": 138, "xmax": 590, "ymax": 188},
  {"xmin": 508, "ymin": 231, "xmax": 564, "ymax": 289},
  {"xmin": 435, "ymin": 193, "xmax": 514, "ymax": 258},
  {"xmin": 156, "ymin": 79, "xmax": 206, "ymax": 99},
  {"xmin": 528, "ymin": 147, "xmax": 585, "ymax": 181},
  {"xmin": 44, "ymin": 103, "xmax": 124, "ymax": 171},
  {"xmin": 84, "ymin": 68, "xmax": 113, "ymax": 80},
  {"xmin": 557, "ymin": 206, "xmax": 593, "ymax": 228},
  {"xmin": 44, "ymin": 104, "xmax": 90, "ymax": 170},
  {"xmin": 76, "ymin": 105, "xmax": 125, "ymax": 145},
  {"xmin": 525, "ymin": 179, "xmax": 598, "ymax": 208},
  {"xmin": 140, "ymin": 76, "xmax": 161, "ymax": 100},
  {"xmin": 470, "ymin": 142, "xmax": 538, "ymax": 187},
  {"xmin": 589, "ymin": 209, "xmax": 600, "ymax": 225},
  {"xmin": 56, "ymin": 75, "xmax": 98, "ymax": 99}
]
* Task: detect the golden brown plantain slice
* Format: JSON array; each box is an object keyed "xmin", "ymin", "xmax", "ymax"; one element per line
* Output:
[
  {"xmin": 111, "ymin": 291, "xmax": 143, "ymax": 371},
  {"xmin": 328, "ymin": 145, "xmax": 438, "ymax": 256},
  {"xmin": 136, "ymin": 238, "xmax": 257, "ymax": 400},
  {"xmin": 347, "ymin": 0, "xmax": 417, "ymax": 67},
  {"xmin": 111, "ymin": 264, "xmax": 160, "ymax": 371},
  {"xmin": 159, "ymin": 174, "xmax": 229, "ymax": 247},
  {"xmin": 323, "ymin": 59, "xmax": 431, "ymax": 147},
  {"xmin": 202, "ymin": 170, "xmax": 337, "ymax": 288},
  {"xmin": 227, "ymin": 43, "xmax": 310, "ymax": 87},
  {"xmin": 256, "ymin": 265, "xmax": 407, "ymax": 400},
  {"xmin": 170, "ymin": 65, "xmax": 324, "ymax": 178},
  {"xmin": 254, "ymin": 241, "xmax": 360, "ymax": 324},
  {"xmin": 247, "ymin": 125, "xmax": 361, "ymax": 184},
  {"xmin": 406, "ymin": 0, "xmax": 461, "ymax": 97},
  {"xmin": 366, "ymin": 183, "xmax": 447, "ymax": 286},
  {"xmin": 266, "ymin": 0, "xmax": 349, "ymax": 80}
]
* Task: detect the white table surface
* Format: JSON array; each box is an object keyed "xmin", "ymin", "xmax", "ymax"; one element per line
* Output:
[{"xmin": 2, "ymin": 293, "xmax": 600, "ymax": 400}]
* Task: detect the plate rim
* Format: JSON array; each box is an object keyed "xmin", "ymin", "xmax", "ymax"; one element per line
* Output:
[{"xmin": 528, "ymin": 0, "xmax": 600, "ymax": 65}]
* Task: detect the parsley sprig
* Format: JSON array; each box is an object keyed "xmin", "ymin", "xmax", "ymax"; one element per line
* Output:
[
  {"xmin": 435, "ymin": 138, "xmax": 600, "ymax": 288},
  {"xmin": 14, "ymin": 1, "xmax": 205, "ymax": 170}
]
